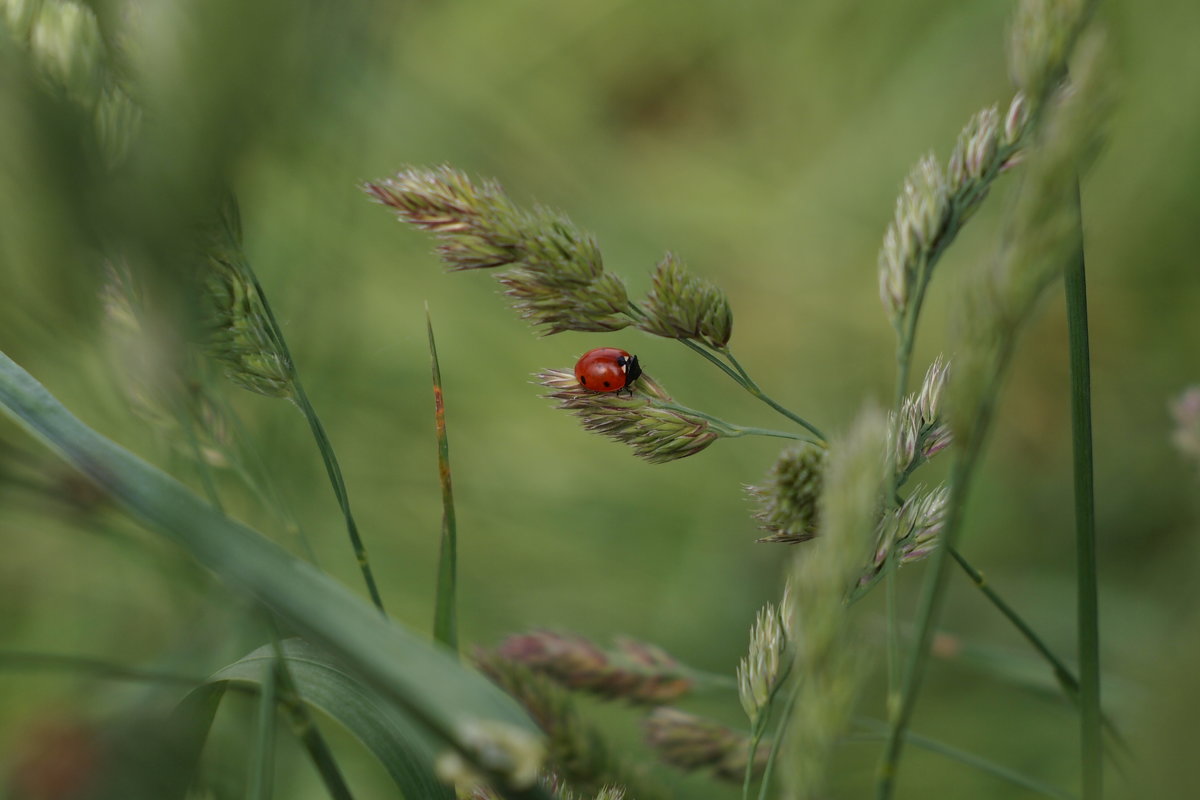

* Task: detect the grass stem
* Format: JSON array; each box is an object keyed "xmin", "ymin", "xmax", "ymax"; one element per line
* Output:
[
  {"xmin": 249, "ymin": 646, "xmax": 279, "ymax": 800},
  {"xmin": 1065, "ymin": 184, "xmax": 1102, "ymax": 799},
  {"xmin": 853, "ymin": 719, "xmax": 1076, "ymax": 800},
  {"xmin": 723, "ymin": 349, "xmax": 828, "ymax": 442},
  {"xmin": 291, "ymin": 380, "xmax": 386, "ymax": 615}
]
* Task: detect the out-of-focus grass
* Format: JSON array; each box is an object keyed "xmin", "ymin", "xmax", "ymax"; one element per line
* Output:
[{"xmin": 2, "ymin": 0, "xmax": 1199, "ymax": 797}]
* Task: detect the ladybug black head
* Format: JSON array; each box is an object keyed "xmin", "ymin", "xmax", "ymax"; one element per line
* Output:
[{"xmin": 622, "ymin": 354, "xmax": 642, "ymax": 385}]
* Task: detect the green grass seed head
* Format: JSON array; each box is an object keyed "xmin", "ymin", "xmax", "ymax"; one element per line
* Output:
[
  {"xmin": 642, "ymin": 707, "xmax": 767, "ymax": 783},
  {"xmin": 636, "ymin": 252, "xmax": 732, "ymax": 349},
  {"xmin": 366, "ymin": 166, "xmax": 633, "ymax": 335},
  {"xmin": 748, "ymin": 444, "xmax": 826, "ymax": 543},
  {"xmin": 539, "ymin": 369, "xmax": 721, "ymax": 463}
]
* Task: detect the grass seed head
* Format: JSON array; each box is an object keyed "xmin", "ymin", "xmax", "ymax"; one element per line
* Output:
[
  {"xmin": 737, "ymin": 603, "xmax": 787, "ymax": 724},
  {"xmin": 495, "ymin": 631, "xmax": 692, "ymax": 704},
  {"xmin": 870, "ymin": 483, "xmax": 950, "ymax": 574},
  {"xmin": 539, "ymin": 369, "xmax": 720, "ymax": 463},
  {"xmin": 366, "ymin": 166, "xmax": 633, "ymax": 335},
  {"xmin": 643, "ymin": 708, "xmax": 768, "ymax": 783},
  {"xmin": 637, "ymin": 252, "xmax": 733, "ymax": 349},
  {"xmin": 878, "ymin": 154, "xmax": 950, "ymax": 325},
  {"xmin": 891, "ymin": 356, "xmax": 952, "ymax": 475},
  {"xmin": 747, "ymin": 444, "xmax": 826, "ymax": 543}
]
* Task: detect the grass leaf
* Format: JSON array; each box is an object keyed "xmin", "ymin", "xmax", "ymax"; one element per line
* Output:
[
  {"xmin": 427, "ymin": 306, "xmax": 458, "ymax": 653},
  {"xmin": 203, "ymin": 638, "xmax": 454, "ymax": 800},
  {"xmin": 0, "ymin": 349, "xmax": 545, "ymax": 793}
]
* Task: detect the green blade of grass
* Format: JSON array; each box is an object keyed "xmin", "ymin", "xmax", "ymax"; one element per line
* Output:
[
  {"xmin": 0, "ymin": 349, "xmax": 548, "ymax": 798},
  {"xmin": 248, "ymin": 648, "xmax": 279, "ymax": 800},
  {"xmin": 1065, "ymin": 185, "xmax": 1101, "ymax": 799},
  {"xmin": 852, "ymin": 719, "xmax": 1077, "ymax": 800},
  {"xmin": 427, "ymin": 307, "xmax": 457, "ymax": 653},
  {"xmin": 206, "ymin": 639, "xmax": 454, "ymax": 800}
]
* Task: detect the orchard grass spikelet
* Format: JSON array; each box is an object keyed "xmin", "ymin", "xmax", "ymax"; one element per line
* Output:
[
  {"xmin": 880, "ymin": 91, "xmax": 1031, "ymax": 340},
  {"xmin": 637, "ymin": 252, "xmax": 733, "ymax": 349},
  {"xmin": 495, "ymin": 631, "xmax": 692, "ymax": 704},
  {"xmin": 643, "ymin": 707, "xmax": 768, "ymax": 783},
  {"xmin": 869, "ymin": 483, "xmax": 950, "ymax": 577},
  {"xmin": 736, "ymin": 602, "xmax": 787, "ymax": 725},
  {"xmin": 878, "ymin": 154, "xmax": 949, "ymax": 326},
  {"xmin": 538, "ymin": 369, "xmax": 720, "ymax": 463},
  {"xmin": 202, "ymin": 203, "xmax": 295, "ymax": 399},
  {"xmin": 748, "ymin": 444, "xmax": 826, "ymax": 543},
  {"xmin": 365, "ymin": 166, "xmax": 632, "ymax": 334},
  {"xmin": 891, "ymin": 356, "xmax": 952, "ymax": 480}
]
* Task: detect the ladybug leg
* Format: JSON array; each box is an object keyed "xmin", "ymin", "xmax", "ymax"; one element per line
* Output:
[{"xmin": 616, "ymin": 385, "xmax": 634, "ymax": 399}]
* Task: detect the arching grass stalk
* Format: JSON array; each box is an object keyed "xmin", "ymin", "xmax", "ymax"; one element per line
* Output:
[
  {"xmin": 205, "ymin": 205, "xmax": 386, "ymax": 615},
  {"xmin": 623, "ymin": 295, "xmax": 827, "ymax": 441},
  {"xmin": 639, "ymin": 399, "xmax": 815, "ymax": 444},
  {"xmin": 0, "ymin": 651, "xmax": 203, "ymax": 686},
  {"xmin": 672, "ymin": 338, "xmax": 828, "ymax": 442},
  {"xmin": 721, "ymin": 348, "xmax": 827, "ymax": 441}
]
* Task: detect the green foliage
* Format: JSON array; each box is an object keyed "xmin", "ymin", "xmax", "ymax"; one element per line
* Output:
[{"xmin": 2, "ymin": 0, "xmax": 1197, "ymax": 798}]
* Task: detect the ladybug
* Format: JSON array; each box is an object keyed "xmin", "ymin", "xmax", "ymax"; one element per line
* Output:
[{"xmin": 575, "ymin": 347, "xmax": 642, "ymax": 396}]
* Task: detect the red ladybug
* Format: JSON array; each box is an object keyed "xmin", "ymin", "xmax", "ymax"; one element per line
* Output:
[{"xmin": 575, "ymin": 347, "xmax": 642, "ymax": 395}]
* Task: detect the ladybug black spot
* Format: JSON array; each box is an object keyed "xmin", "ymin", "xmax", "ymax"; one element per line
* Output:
[
  {"xmin": 580, "ymin": 375, "xmax": 587, "ymax": 385},
  {"xmin": 603, "ymin": 380, "xmax": 611, "ymax": 388}
]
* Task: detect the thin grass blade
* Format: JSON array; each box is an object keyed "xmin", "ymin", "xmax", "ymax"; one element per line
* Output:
[
  {"xmin": 248, "ymin": 652, "xmax": 279, "ymax": 800},
  {"xmin": 427, "ymin": 307, "xmax": 458, "ymax": 653},
  {"xmin": 1065, "ymin": 185, "xmax": 1101, "ymax": 799}
]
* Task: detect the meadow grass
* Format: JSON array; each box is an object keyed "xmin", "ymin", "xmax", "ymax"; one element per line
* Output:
[{"xmin": 0, "ymin": 0, "xmax": 1138, "ymax": 798}]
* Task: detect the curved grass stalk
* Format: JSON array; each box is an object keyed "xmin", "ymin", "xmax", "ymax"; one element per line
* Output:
[
  {"xmin": 0, "ymin": 651, "xmax": 203, "ymax": 686},
  {"xmin": 671, "ymin": 335, "xmax": 828, "ymax": 443},
  {"xmin": 722, "ymin": 349, "xmax": 828, "ymax": 442},
  {"xmin": 247, "ymin": 271, "xmax": 387, "ymax": 616},
  {"xmin": 653, "ymin": 400, "xmax": 815, "ymax": 444},
  {"xmin": 852, "ymin": 719, "xmax": 1076, "ymax": 800}
]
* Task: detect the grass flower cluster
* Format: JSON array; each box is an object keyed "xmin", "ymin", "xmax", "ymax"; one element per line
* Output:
[
  {"xmin": 495, "ymin": 631, "xmax": 693, "ymax": 705},
  {"xmin": 746, "ymin": 445, "xmax": 826, "ymax": 544}
]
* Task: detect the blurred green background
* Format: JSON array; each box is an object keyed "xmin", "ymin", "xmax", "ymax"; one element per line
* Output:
[{"xmin": 2, "ymin": 0, "xmax": 1199, "ymax": 797}]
